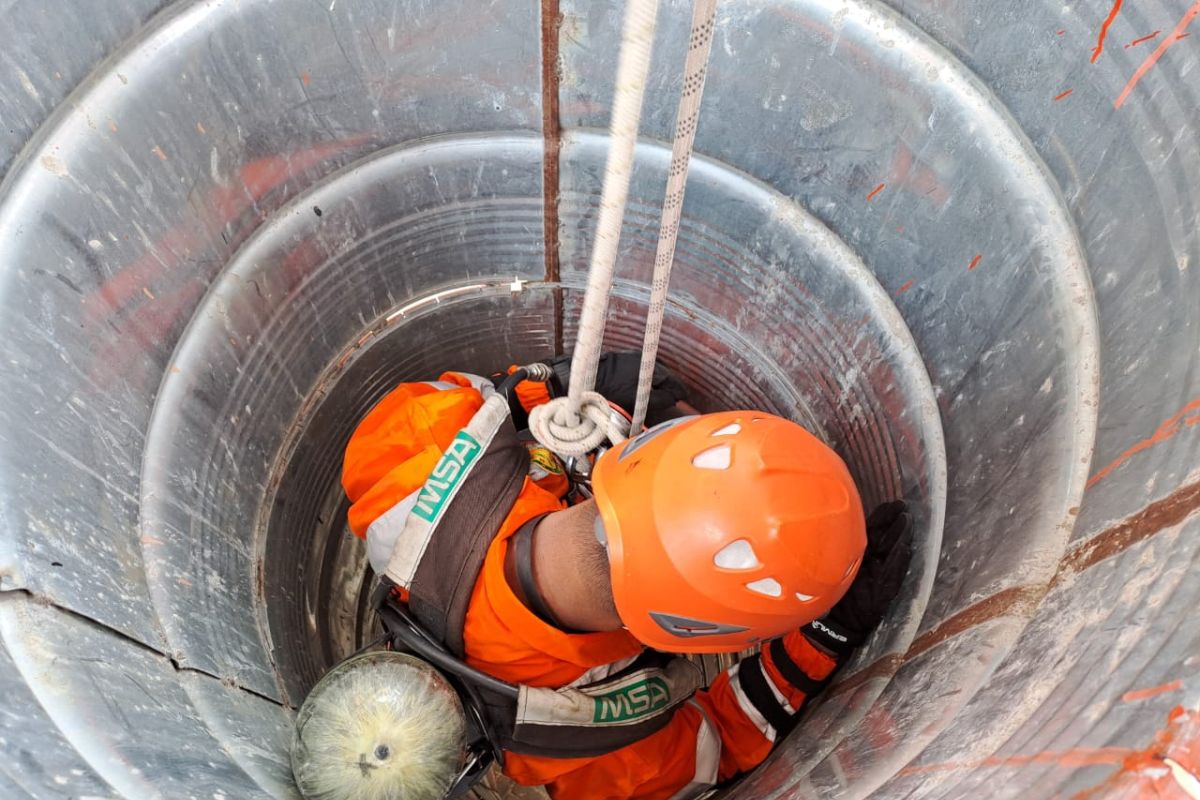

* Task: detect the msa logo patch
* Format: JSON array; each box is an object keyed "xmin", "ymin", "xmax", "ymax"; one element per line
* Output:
[
  {"xmin": 592, "ymin": 677, "xmax": 671, "ymax": 723},
  {"xmin": 413, "ymin": 432, "xmax": 482, "ymax": 523}
]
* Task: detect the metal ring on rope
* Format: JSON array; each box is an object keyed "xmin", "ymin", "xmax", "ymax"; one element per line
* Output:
[{"xmin": 528, "ymin": 393, "xmax": 622, "ymax": 458}]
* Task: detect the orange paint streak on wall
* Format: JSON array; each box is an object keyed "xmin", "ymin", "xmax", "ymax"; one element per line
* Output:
[
  {"xmin": 1125, "ymin": 30, "xmax": 1161, "ymax": 48},
  {"xmin": 1122, "ymin": 680, "xmax": 1183, "ymax": 704},
  {"xmin": 867, "ymin": 182, "xmax": 886, "ymax": 201},
  {"xmin": 1070, "ymin": 707, "xmax": 1200, "ymax": 799},
  {"xmin": 1086, "ymin": 398, "xmax": 1200, "ymax": 488},
  {"xmin": 1054, "ymin": 89, "xmax": 1074, "ymax": 101},
  {"xmin": 901, "ymin": 708, "xmax": 1200, "ymax": 797},
  {"xmin": 1115, "ymin": 1, "xmax": 1200, "ymax": 108},
  {"xmin": 897, "ymin": 280, "xmax": 914, "ymax": 295},
  {"xmin": 1091, "ymin": 0, "xmax": 1125, "ymax": 63},
  {"xmin": 968, "ymin": 254, "xmax": 983, "ymax": 271}
]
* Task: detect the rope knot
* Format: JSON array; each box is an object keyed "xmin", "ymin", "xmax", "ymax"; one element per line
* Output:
[{"xmin": 529, "ymin": 392, "xmax": 622, "ymax": 459}]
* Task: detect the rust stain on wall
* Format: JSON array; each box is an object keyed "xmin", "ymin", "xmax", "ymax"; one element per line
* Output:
[
  {"xmin": 895, "ymin": 706, "xmax": 1200, "ymax": 792},
  {"xmin": 1057, "ymin": 480, "xmax": 1200, "ymax": 579},
  {"xmin": 1115, "ymin": 1, "xmax": 1200, "ymax": 108},
  {"xmin": 541, "ymin": 0, "xmax": 563, "ymax": 355}
]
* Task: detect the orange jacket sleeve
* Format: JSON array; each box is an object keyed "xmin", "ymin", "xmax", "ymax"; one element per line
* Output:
[
  {"xmin": 506, "ymin": 363, "xmax": 553, "ymax": 413},
  {"xmin": 695, "ymin": 630, "xmax": 840, "ymax": 781},
  {"xmin": 342, "ymin": 372, "xmax": 570, "ymax": 538},
  {"xmin": 342, "ymin": 375, "xmax": 483, "ymax": 538}
]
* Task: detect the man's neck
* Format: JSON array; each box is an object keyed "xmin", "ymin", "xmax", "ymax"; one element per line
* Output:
[{"xmin": 504, "ymin": 501, "xmax": 623, "ymax": 633}]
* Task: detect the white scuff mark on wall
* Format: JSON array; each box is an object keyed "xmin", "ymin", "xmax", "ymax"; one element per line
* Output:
[
  {"xmin": 17, "ymin": 68, "xmax": 40, "ymax": 101},
  {"xmin": 209, "ymin": 146, "xmax": 225, "ymax": 186},
  {"xmin": 386, "ymin": 283, "xmax": 489, "ymax": 322},
  {"xmin": 40, "ymin": 155, "xmax": 68, "ymax": 177},
  {"xmin": 1165, "ymin": 758, "xmax": 1200, "ymax": 800}
]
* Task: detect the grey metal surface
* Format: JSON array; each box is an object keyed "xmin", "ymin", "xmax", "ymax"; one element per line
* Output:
[
  {"xmin": 0, "ymin": 633, "xmax": 116, "ymax": 799},
  {"xmin": 0, "ymin": 1, "xmax": 1197, "ymax": 799},
  {"xmin": 140, "ymin": 134, "xmax": 548, "ymax": 699},
  {"xmin": 0, "ymin": 595, "xmax": 296, "ymax": 800},
  {"xmin": 0, "ymin": 0, "xmax": 172, "ymax": 176}
]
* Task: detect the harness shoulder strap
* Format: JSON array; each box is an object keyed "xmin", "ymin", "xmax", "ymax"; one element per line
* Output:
[{"xmin": 397, "ymin": 395, "xmax": 528, "ymax": 657}]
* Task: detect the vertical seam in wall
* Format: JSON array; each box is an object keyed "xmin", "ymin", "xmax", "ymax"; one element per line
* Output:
[{"xmin": 541, "ymin": 0, "xmax": 564, "ymax": 355}]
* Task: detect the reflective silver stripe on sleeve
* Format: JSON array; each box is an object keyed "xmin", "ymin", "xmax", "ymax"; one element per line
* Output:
[
  {"xmin": 667, "ymin": 700, "xmax": 722, "ymax": 800},
  {"xmin": 364, "ymin": 490, "xmax": 419, "ymax": 575},
  {"xmin": 761, "ymin": 659, "xmax": 797, "ymax": 716},
  {"xmin": 727, "ymin": 663, "xmax": 776, "ymax": 743},
  {"xmin": 425, "ymin": 373, "xmax": 498, "ymax": 397},
  {"xmin": 454, "ymin": 372, "xmax": 497, "ymax": 397}
]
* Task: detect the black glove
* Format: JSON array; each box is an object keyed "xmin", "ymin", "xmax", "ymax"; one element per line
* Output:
[
  {"xmin": 803, "ymin": 501, "xmax": 913, "ymax": 657},
  {"xmin": 547, "ymin": 351, "xmax": 689, "ymax": 423}
]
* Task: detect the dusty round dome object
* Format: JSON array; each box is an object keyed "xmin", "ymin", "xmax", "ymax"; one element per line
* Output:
[{"xmin": 291, "ymin": 650, "xmax": 466, "ymax": 800}]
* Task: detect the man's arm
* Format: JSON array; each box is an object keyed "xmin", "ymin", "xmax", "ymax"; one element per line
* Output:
[
  {"xmin": 541, "ymin": 628, "xmax": 861, "ymax": 798},
  {"xmin": 698, "ymin": 502, "xmax": 915, "ymax": 781}
]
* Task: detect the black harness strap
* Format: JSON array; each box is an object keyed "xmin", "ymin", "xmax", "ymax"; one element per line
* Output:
[
  {"xmin": 768, "ymin": 637, "xmax": 828, "ymax": 698},
  {"xmin": 512, "ymin": 514, "xmax": 564, "ymax": 629},
  {"xmin": 736, "ymin": 654, "xmax": 796, "ymax": 737}
]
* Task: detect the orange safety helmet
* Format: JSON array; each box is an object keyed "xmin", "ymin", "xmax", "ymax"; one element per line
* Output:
[{"xmin": 592, "ymin": 411, "xmax": 866, "ymax": 653}]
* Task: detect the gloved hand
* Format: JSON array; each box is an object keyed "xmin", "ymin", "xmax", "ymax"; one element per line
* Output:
[{"xmin": 803, "ymin": 501, "xmax": 913, "ymax": 658}]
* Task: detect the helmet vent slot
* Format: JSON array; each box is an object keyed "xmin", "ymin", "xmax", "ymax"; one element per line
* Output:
[
  {"xmin": 714, "ymin": 539, "xmax": 760, "ymax": 570},
  {"xmin": 711, "ymin": 422, "xmax": 741, "ymax": 437},
  {"xmin": 692, "ymin": 444, "xmax": 732, "ymax": 470},
  {"xmin": 795, "ymin": 592, "xmax": 815, "ymax": 602},
  {"xmin": 746, "ymin": 578, "xmax": 783, "ymax": 597}
]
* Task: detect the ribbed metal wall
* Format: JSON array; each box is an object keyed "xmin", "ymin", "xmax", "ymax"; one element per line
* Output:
[{"xmin": 0, "ymin": 1, "xmax": 1196, "ymax": 798}]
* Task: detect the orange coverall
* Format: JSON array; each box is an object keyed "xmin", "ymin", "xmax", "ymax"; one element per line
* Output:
[{"xmin": 343, "ymin": 373, "xmax": 839, "ymax": 800}]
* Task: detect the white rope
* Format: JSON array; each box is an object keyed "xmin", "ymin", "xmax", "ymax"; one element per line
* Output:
[
  {"xmin": 629, "ymin": 0, "xmax": 718, "ymax": 434},
  {"xmin": 528, "ymin": 391, "xmax": 619, "ymax": 458},
  {"xmin": 531, "ymin": 0, "xmax": 660, "ymax": 456}
]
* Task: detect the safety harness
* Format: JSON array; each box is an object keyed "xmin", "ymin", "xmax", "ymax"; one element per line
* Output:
[{"xmin": 369, "ymin": 390, "xmax": 704, "ymax": 792}]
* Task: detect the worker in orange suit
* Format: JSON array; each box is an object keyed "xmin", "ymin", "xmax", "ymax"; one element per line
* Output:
[{"xmin": 340, "ymin": 352, "xmax": 913, "ymax": 800}]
